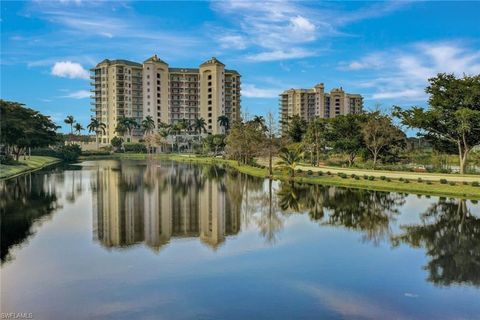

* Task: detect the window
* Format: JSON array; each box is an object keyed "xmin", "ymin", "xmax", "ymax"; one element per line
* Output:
[
  {"xmin": 208, "ymin": 119, "xmax": 212, "ymax": 123},
  {"xmin": 208, "ymin": 88, "xmax": 212, "ymax": 93},
  {"xmin": 157, "ymin": 73, "xmax": 160, "ymax": 78},
  {"xmin": 208, "ymin": 94, "xmax": 212, "ymax": 99},
  {"xmin": 157, "ymin": 80, "xmax": 160, "ymax": 85},
  {"xmin": 208, "ymin": 100, "xmax": 212, "ymax": 105},
  {"xmin": 208, "ymin": 75, "xmax": 212, "ymax": 80},
  {"xmin": 208, "ymin": 81, "xmax": 212, "ymax": 86},
  {"xmin": 208, "ymin": 113, "xmax": 212, "ymax": 117}
]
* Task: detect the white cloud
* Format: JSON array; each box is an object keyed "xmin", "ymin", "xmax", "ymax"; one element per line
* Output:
[
  {"xmin": 242, "ymin": 84, "xmax": 280, "ymax": 98},
  {"xmin": 61, "ymin": 90, "xmax": 91, "ymax": 99},
  {"xmin": 246, "ymin": 48, "xmax": 317, "ymax": 62},
  {"xmin": 343, "ymin": 42, "xmax": 480, "ymax": 103},
  {"xmin": 212, "ymin": 0, "xmax": 407, "ymax": 62},
  {"xmin": 51, "ymin": 61, "xmax": 89, "ymax": 79},
  {"xmin": 217, "ymin": 35, "xmax": 248, "ymax": 50}
]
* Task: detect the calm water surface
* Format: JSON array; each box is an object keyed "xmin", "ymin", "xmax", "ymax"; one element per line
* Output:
[{"xmin": 1, "ymin": 160, "xmax": 479, "ymax": 320}]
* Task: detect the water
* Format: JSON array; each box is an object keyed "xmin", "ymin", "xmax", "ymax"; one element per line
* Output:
[{"xmin": 1, "ymin": 159, "xmax": 479, "ymax": 320}]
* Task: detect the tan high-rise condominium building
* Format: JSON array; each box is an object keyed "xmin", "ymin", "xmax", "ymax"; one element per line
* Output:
[
  {"xmin": 279, "ymin": 83, "xmax": 363, "ymax": 133},
  {"xmin": 143, "ymin": 55, "xmax": 241, "ymax": 134},
  {"xmin": 91, "ymin": 55, "xmax": 241, "ymax": 145},
  {"xmin": 90, "ymin": 59, "xmax": 143, "ymax": 144}
]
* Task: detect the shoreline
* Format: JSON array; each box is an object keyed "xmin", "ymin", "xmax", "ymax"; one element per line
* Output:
[
  {"xmin": 0, "ymin": 156, "xmax": 62, "ymax": 180},
  {"xmin": 80, "ymin": 153, "xmax": 480, "ymax": 200}
]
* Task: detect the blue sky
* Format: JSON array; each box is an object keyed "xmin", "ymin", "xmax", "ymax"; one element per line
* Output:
[{"xmin": 1, "ymin": 1, "xmax": 480, "ymax": 133}]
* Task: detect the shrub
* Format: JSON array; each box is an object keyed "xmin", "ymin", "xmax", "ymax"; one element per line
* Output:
[
  {"xmin": 368, "ymin": 176, "xmax": 375, "ymax": 181},
  {"xmin": 81, "ymin": 150, "xmax": 111, "ymax": 156},
  {"xmin": 440, "ymin": 179, "xmax": 448, "ymax": 184},
  {"xmin": 350, "ymin": 174, "xmax": 356, "ymax": 178},
  {"xmin": 307, "ymin": 170, "xmax": 313, "ymax": 176},
  {"xmin": 326, "ymin": 171, "xmax": 331, "ymax": 175},
  {"xmin": 363, "ymin": 174, "xmax": 369, "ymax": 180},
  {"xmin": 57, "ymin": 144, "xmax": 82, "ymax": 162},
  {"xmin": 123, "ymin": 143, "xmax": 147, "ymax": 153},
  {"xmin": 417, "ymin": 178, "xmax": 423, "ymax": 183},
  {"xmin": 449, "ymin": 182, "xmax": 456, "ymax": 186},
  {"xmin": 338, "ymin": 173, "xmax": 348, "ymax": 179},
  {"xmin": 32, "ymin": 144, "xmax": 82, "ymax": 162},
  {"xmin": 380, "ymin": 176, "xmax": 386, "ymax": 180},
  {"xmin": 404, "ymin": 179, "xmax": 410, "ymax": 183},
  {"xmin": 399, "ymin": 177, "xmax": 404, "ymax": 182},
  {"xmin": 354, "ymin": 176, "xmax": 360, "ymax": 180},
  {"xmin": 386, "ymin": 178, "xmax": 391, "ymax": 182},
  {"xmin": 0, "ymin": 154, "xmax": 17, "ymax": 165},
  {"xmin": 317, "ymin": 171, "xmax": 324, "ymax": 176},
  {"xmin": 426, "ymin": 181, "xmax": 432, "ymax": 185},
  {"xmin": 472, "ymin": 181, "xmax": 479, "ymax": 187},
  {"xmin": 296, "ymin": 169, "xmax": 303, "ymax": 174}
]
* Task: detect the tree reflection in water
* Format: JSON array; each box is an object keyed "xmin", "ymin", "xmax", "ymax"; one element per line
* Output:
[
  {"xmin": 277, "ymin": 182, "xmax": 405, "ymax": 245},
  {"xmin": 0, "ymin": 171, "xmax": 61, "ymax": 264},
  {"xmin": 392, "ymin": 198, "xmax": 480, "ymax": 287}
]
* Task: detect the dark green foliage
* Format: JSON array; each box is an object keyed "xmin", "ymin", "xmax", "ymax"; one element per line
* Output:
[
  {"xmin": 123, "ymin": 143, "xmax": 147, "ymax": 153},
  {"xmin": 307, "ymin": 170, "xmax": 313, "ymax": 176},
  {"xmin": 285, "ymin": 115, "xmax": 307, "ymax": 142},
  {"xmin": 368, "ymin": 176, "xmax": 375, "ymax": 181},
  {"xmin": 380, "ymin": 176, "xmax": 386, "ymax": 180},
  {"xmin": 440, "ymin": 179, "xmax": 448, "ymax": 184},
  {"xmin": 31, "ymin": 144, "xmax": 81, "ymax": 162},
  {"xmin": 1, "ymin": 100, "xmax": 59, "ymax": 161},
  {"xmin": 0, "ymin": 154, "xmax": 17, "ymax": 165},
  {"xmin": 472, "ymin": 181, "xmax": 479, "ymax": 187}
]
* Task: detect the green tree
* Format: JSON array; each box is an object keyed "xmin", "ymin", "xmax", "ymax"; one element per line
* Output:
[
  {"xmin": 74, "ymin": 123, "xmax": 84, "ymax": 135},
  {"xmin": 394, "ymin": 73, "xmax": 480, "ymax": 174},
  {"xmin": 111, "ymin": 136, "xmax": 124, "ymax": 151},
  {"xmin": 277, "ymin": 147, "xmax": 303, "ymax": 178},
  {"xmin": 218, "ymin": 115, "xmax": 230, "ymax": 132},
  {"xmin": 303, "ymin": 117, "xmax": 328, "ymax": 166},
  {"xmin": 87, "ymin": 117, "xmax": 106, "ymax": 148},
  {"xmin": 225, "ymin": 120, "xmax": 264, "ymax": 164},
  {"xmin": 64, "ymin": 115, "xmax": 75, "ymax": 135},
  {"xmin": 193, "ymin": 117, "xmax": 207, "ymax": 134},
  {"xmin": 362, "ymin": 111, "xmax": 406, "ymax": 169},
  {"xmin": 141, "ymin": 116, "xmax": 155, "ymax": 135},
  {"xmin": 0, "ymin": 100, "xmax": 59, "ymax": 160},
  {"xmin": 116, "ymin": 117, "xmax": 138, "ymax": 142},
  {"xmin": 326, "ymin": 114, "xmax": 366, "ymax": 166},
  {"xmin": 285, "ymin": 114, "xmax": 307, "ymax": 142}
]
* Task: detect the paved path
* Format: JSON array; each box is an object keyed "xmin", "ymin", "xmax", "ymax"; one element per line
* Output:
[{"xmin": 295, "ymin": 164, "xmax": 480, "ymax": 183}]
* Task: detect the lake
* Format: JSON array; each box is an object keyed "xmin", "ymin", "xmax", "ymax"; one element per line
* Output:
[{"xmin": 1, "ymin": 159, "xmax": 479, "ymax": 320}]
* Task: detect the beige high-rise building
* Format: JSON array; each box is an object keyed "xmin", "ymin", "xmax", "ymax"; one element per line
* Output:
[
  {"xmin": 91, "ymin": 56, "xmax": 241, "ymax": 145},
  {"xmin": 143, "ymin": 55, "xmax": 241, "ymax": 134},
  {"xmin": 90, "ymin": 59, "xmax": 143, "ymax": 144},
  {"xmin": 279, "ymin": 83, "xmax": 363, "ymax": 133}
]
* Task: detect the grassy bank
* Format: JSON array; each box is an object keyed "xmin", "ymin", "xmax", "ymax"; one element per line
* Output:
[
  {"xmin": 0, "ymin": 156, "xmax": 61, "ymax": 180},
  {"xmin": 80, "ymin": 153, "xmax": 480, "ymax": 199}
]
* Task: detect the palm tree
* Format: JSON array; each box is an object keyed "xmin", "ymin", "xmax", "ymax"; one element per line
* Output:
[
  {"xmin": 87, "ymin": 117, "xmax": 106, "ymax": 148},
  {"xmin": 217, "ymin": 115, "xmax": 230, "ymax": 132},
  {"xmin": 64, "ymin": 115, "xmax": 75, "ymax": 135},
  {"xmin": 193, "ymin": 117, "xmax": 207, "ymax": 134},
  {"xmin": 277, "ymin": 147, "xmax": 303, "ymax": 178},
  {"xmin": 74, "ymin": 123, "xmax": 84, "ymax": 135},
  {"xmin": 178, "ymin": 118, "xmax": 190, "ymax": 134},
  {"xmin": 252, "ymin": 115, "xmax": 266, "ymax": 131},
  {"xmin": 141, "ymin": 116, "xmax": 155, "ymax": 135},
  {"xmin": 117, "ymin": 117, "xmax": 138, "ymax": 142}
]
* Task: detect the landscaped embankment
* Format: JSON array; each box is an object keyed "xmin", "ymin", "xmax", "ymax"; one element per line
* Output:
[{"xmin": 0, "ymin": 156, "xmax": 61, "ymax": 180}]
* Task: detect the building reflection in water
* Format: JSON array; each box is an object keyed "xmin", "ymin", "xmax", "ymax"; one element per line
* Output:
[{"xmin": 91, "ymin": 160, "xmax": 242, "ymax": 251}]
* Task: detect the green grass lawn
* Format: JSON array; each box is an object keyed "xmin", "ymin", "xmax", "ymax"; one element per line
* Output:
[
  {"xmin": 80, "ymin": 153, "xmax": 480, "ymax": 199},
  {"xmin": 0, "ymin": 156, "xmax": 61, "ymax": 179}
]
